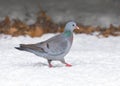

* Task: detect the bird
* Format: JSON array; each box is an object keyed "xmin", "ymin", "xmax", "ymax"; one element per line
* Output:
[{"xmin": 15, "ymin": 21, "xmax": 79, "ymax": 67}]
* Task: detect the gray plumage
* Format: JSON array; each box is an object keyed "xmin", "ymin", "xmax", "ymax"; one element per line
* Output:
[{"xmin": 15, "ymin": 21, "xmax": 79, "ymax": 67}]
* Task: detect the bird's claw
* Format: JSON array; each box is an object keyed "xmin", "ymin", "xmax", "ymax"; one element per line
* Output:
[{"xmin": 65, "ymin": 63, "xmax": 72, "ymax": 67}]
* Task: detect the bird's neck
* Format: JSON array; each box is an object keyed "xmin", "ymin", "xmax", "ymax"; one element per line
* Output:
[
  {"xmin": 63, "ymin": 30, "xmax": 73, "ymax": 43},
  {"xmin": 63, "ymin": 30, "xmax": 72, "ymax": 37}
]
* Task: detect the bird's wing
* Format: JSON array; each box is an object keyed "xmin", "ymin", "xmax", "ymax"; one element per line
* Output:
[
  {"xmin": 20, "ymin": 43, "xmax": 48, "ymax": 53},
  {"xmin": 36, "ymin": 34, "xmax": 69, "ymax": 56}
]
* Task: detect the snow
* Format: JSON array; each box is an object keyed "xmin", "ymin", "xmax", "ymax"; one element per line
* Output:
[{"xmin": 0, "ymin": 34, "xmax": 120, "ymax": 86}]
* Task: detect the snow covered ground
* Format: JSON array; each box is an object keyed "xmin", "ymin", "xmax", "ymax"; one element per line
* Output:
[{"xmin": 0, "ymin": 34, "xmax": 120, "ymax": 86}]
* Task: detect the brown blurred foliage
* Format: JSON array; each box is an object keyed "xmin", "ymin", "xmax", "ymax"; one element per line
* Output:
[
  {"xmin": 0, "ymin": 6, "xmax": 59, "ymax": 37},
  {"xmin": 0, "ymin": 7, "xmax": 120, "ymax": 37}
]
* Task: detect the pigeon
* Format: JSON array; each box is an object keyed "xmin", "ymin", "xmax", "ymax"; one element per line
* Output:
[{"xmin": 15, "ymin": 21, "xmax": 79, "ymax": 67}]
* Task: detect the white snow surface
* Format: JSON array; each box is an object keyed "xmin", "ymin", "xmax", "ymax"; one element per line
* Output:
[{"xmin": 0, "ymin": 34, "xmax": 120, "ymax": 86}]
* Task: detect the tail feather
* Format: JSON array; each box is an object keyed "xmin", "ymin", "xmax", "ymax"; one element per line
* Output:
[
  {"xmin": 15, "ymin": 44, "xmax": 26, "ymax": 51},
  {"xmin": 15, "ymin": 47, "xmax": 24, "ymax": 50}
]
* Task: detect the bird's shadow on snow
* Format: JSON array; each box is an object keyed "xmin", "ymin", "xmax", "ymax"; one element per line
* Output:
[
  {"xmin": 16, "ymin": 62, "xmax": 48, "ymax": 68},
  {"xmin": 17, "ymin": 62, "xmax": 63, "ymax": 68},
  {"xmin": 33, "ymin": 62, "xmax": 77, "ymax": 68},
  {"xmin": 33, "ymin": 62, "xmax": 49, "ymax": 67}
]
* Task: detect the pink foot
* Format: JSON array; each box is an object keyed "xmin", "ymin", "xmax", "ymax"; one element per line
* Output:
[
  {"xmin": 65, "ymin": 63, "xmax": 72, "ymax": 67},
  {"xmin": 49, "ymin": 64, "xmax": 53, "ymax": 68}
]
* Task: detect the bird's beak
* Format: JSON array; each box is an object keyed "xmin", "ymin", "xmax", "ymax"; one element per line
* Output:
[{"xmin": 75, "ymin": 26, "xmax": 79, "ymax": 29}]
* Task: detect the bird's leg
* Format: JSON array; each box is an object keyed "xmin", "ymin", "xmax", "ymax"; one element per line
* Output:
[
  {"xmin": 61, "ymin": 60, "xmax": 72, "ymax": 67},
  {"xmin": 65, "ymin": 63, "xmax": 72, "ymax": 67},
  {"xmin": 48, "ymin": 60, "xmax": 53, "ymax": 68}
]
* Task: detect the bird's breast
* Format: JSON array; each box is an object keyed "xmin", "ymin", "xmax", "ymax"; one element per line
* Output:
[{"xmin": 69, "ymin": 34, "xmax": 73, "ymax": 44}]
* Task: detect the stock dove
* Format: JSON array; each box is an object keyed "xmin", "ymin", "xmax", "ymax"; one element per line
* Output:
[{"xmin": 15, "ymin": 21, "xmax": 79, "ymax": 67}]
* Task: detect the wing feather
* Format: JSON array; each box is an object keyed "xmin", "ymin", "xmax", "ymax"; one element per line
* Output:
[
  {"xmin": 20, "ymin": 34, "xmax": 68, "ymax": 56},
  {"xmin": 35, "ymin": 34, "xmax": 68, "ymax": 56}
]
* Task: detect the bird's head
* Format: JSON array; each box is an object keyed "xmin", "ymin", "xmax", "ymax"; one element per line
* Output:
[{"xmin": 64, "ymin": 21, "xmax": 79, "ymax": 32}]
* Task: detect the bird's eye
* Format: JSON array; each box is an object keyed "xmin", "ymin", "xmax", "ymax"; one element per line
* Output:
[{"xmin": 72, "ymin": 24, "xmax": 75, "ymax": 26}]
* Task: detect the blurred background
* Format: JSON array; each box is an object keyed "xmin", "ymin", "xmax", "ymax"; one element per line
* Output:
[{"xmin": 0, "ymin": 0, "xmax": 120, "ymax": 37}]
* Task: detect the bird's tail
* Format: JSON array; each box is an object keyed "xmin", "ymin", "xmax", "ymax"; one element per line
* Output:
[{"xmin": 15, "ymin": 44, "xmax": 27, "ymax": 51}]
